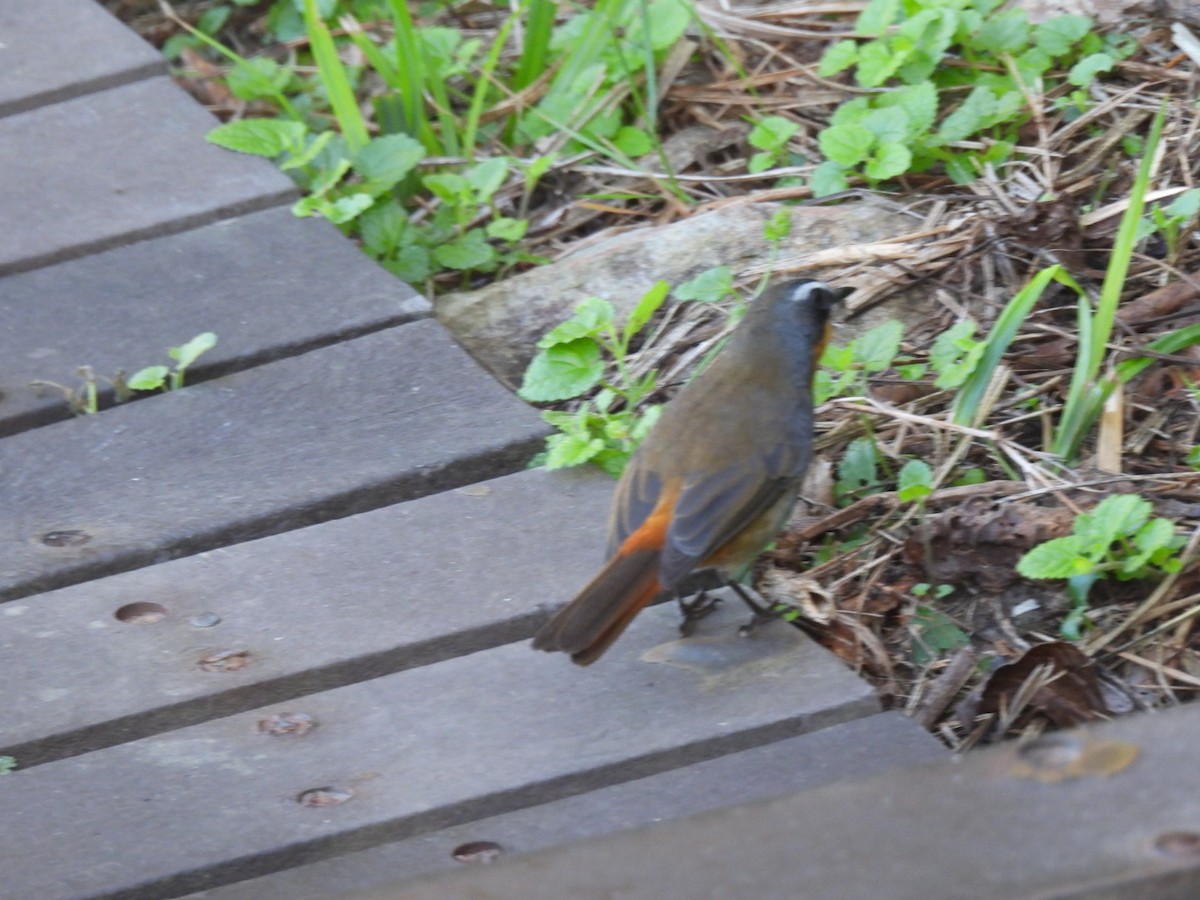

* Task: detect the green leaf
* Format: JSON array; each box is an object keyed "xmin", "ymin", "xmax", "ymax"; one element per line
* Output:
[
  {"xmin": 675, "ymin": 267, "xmax": 733, "ymax": 303},
  {"xmin": 279, "ymin": 131, "xmax": 335, "ymax": 177},
  {"xmin": 1122, "ymin": 517, "xmax": 1179, "ymax": 574},
  {"xmin": 382, "ymin": 245, "xmax": 431, "ymax": 283},
  {"xmin": 127, "ymin": 365, "xmax": 169, "ymax": 392},
  {"xmin": 353, "ymin": 134, "xmax": 425, "ymax": 190},
  {"xmin": 865, "ymin": 142, "xmax": 911, "ymax": 180},
  {"xmin": 1035, "ymin": 14, "xmax": 1092, "ymax": 56},
  {"xmin": 911, "ymin": 605, "xmax": 969, "ymax": 666},
  {"xmin": 831, "ymin": 97, "xmax": 871, "ymax": 127},
  {"xmin": 613, "ymin": 126, "xmax": 653, "ymax": 157},
  {"xmin": 877, "ymin": 81, "xmax": 937, "ymax": 136},
  {"xmin": 197, "ymin": 5, "xmax": 231, "ymax": 34},
  {"xmin": 930, "ymin": 320, "xmax": 985, "ymax": 388},
  {"xmin": 937, "ymin": 85, "xmax": 997, "ymax": 143},
  {"xmin": 819, "ymin": 124, "xmax": 875, "ymax": 166},
  {"xmin": 810, "ymin": 161, "xmax": 849, "ymax": 197},
  {"xmin": 625, "ymin": 281, "xmax": 671, "ymax": 341},
  {"xmin": 1017, "ymin": 536, "xmax": 1091, "ymax": 579},
  {"xmin": 226, "ymin": 57, "xmax": 288, "ymax": 102},
  {"xmin": 836, "ymin": 436, "xmax": 879, "ymax": 502},
  {"xmin": 819, "ymin": 40, "xmax": 859, "ymax": 77},
  {"xmin": 486, "ymin": 217, "xmax": 528, "ymax": 242},
  {"xmin": 953, "ymin": 467, "xmax": 987, "ymax": 487},
  {"xmin": 465, "ymin": 157, "xmax": 509, "ymax": 202},
  {"xmin": 750, "ymin": 115, "xmax": 801, "ymax": 152},
  {"xmin": 855, "ymin": 320, "xmax": 903, "ymax": 372},
  {"xmin": 943, "ymin": 153, "xmax": 978, "ymax": 184},
  {"xmin": 359, "ymin": 203, "xmax": 408, "ymax": 256},
  {"xmin": 1015, "ymin": 45, "xmax": 1054, "ymax": 80},
  {"xmin": 539, "ymin": 297, "xmax": 615, "ymax": 348},
  {"xmin": 544, "ymin": 431, "xmax": 605, "ymax": 469},
  {"xmin": 856, "ymin": 0, "xmax": 900, "ymax": 36},
  {"xmin": 968, "ymin": 9, "xmax": 1030, "ymax": 54},
  {"xmin": 856, "ymin": 40, "xmax": 908, "ymax": 87},
  {"xmin": 1166, "ymin": 188, "xmax": 1200, "ymax": 220},
  {"xmin": 1068, "ymin": 53, "xmax": 1115, "ymax": 87},
  {"xmin": 170, "ymin": 332, "xmax": 218, "ymax": 369},
  {"xmin": 518, "ymin": 338, "xmax": 605, "ymax": 402},
  {"xmin": 1079, "ymin": 494, "xmax": 1151, "ymax": 546},
  {"xmin": 764, "ymin": 208, "xmax": 791, "ymax": 242},
  {"xmin": 861, "ymin": 106, "xmax": 910, "ymax": 144},
  {"xmin": 207, "ymin": 119, "xmax": 306, "ymax": 157},
  {"xmin": 748, "ymin": 151, "xmax": 774, "ymax": 174},
  {"xmin": 423, "ymin": 172, "xmax": 469, "ymax": 203},
  {"xmin": 635, "ymin": 0, "xmax": 690, "ymax": 50},
  {"xmin": 324, "ymin": 193, "xmax": 375, "ymax": 225},
  {"xmin": 898, "ymin": 459, "xmax": 934, "ymax": 502},
  {"xmin": 432, "ymin": 229, "xmax": 495, "ymax": 270}
]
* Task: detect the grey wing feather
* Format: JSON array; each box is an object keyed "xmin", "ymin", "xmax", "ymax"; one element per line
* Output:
[{"xmin": 605, "ymin": 461, "xmax": 663, "ymax": 558}]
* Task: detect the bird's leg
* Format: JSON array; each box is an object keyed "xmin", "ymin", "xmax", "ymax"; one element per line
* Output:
[
  {"xmin": 677, "ymin": 590, "xmax": 721, "ymax": 635},
  {"xmin": 724, "ymin": 579, "xmax": 780, "ymax": 635}
]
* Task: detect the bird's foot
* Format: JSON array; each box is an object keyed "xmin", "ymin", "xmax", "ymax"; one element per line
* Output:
[
  {"xmin": 724, "ymin": 581, "xmax": 781, "ymax": 635},
  {"xmin": 677, "ymin": 591, "xmax": 721, "ymax": 635}
]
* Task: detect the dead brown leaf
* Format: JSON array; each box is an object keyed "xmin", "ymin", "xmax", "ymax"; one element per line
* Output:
[
  {"xmin": 904, "ymin": 499, "xmax": 1075, "ymax": 592},
  {"xmin": 963, "ymin": 642, "xmax": 1113, "ymax": 733}
]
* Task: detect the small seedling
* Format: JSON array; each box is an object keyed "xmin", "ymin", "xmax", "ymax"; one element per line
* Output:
[
  {"xmin": 29, "ymin": 366, "xmax": 112, "ymax": 416},
  {"xmin": 1017, "ymin": 494, "xmax": 1184, "ymax": 639},
  {"xmin": 520, "ymin": 283, "xmax": 671, "ymax": 474},
  {"xmin": 1137, "ymin": 188, "xmax": 1200, "ymax": 262},
  {"xmin": 898, "ymin": 459, "xmax": 934, "ymax": 502},
  {"xmin": 747, "ymin": 116, "xmax": 801, "ymax": 174},
  {"xmin": 127, "ymin": 332, "xmax": 218, "ymax": 393},
  {"xmin": 910, "ymin": 602, "xmax": 969, "ymax": 666},
  {"xmin": 814, "ymin": 319, "xmax": 905, "ymax": 403},
  {"xmin": 929, "ymin": 320, "xmax": 986, "ymax": 389}
]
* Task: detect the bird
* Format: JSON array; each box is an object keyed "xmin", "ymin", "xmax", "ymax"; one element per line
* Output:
[{"xmin": 532, "ymin": 278, "xmax": 848, "ymax": 665}]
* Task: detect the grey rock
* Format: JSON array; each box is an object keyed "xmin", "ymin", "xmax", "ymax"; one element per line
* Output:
[{"xmin": 435, "ymin": 201, "xmax": 915, "ymax": 390}]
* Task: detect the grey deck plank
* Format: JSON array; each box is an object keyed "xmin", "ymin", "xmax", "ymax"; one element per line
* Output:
[
  {"xmin": 0, "ymin": 601, "xmax": 878, "ymax": 900},
  {"xmin": 1, "ymin": 207, "xmax": 427, "ymax": 436},
  {"xmin": 0, "ymin": 0, "xmax": 165, "ymax": 118},
  {"xmin": 186, "ymin": 712, "xmax": 943, "ymax": 900},
  {"xmin": 0, "ymin": 76, "xmax": 295, "ymax": 276},
  {"xmin": 0, "ymin": 467, "xmax": 612, "ymax": 766},
  {"xmin": 386, "ymin": 703, "xmax": 1200, "ymax": 900},
  {"xmin": 0, "ymin": 319, "xmax": 548, "ymax": 603}
]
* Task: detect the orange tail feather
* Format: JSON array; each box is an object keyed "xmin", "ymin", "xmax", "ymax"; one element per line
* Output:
[{"xmin": 532, "ymin": 547, "xmax": 663, "ymax": 666}]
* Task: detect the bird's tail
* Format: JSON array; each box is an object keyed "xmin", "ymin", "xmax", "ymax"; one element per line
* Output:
[{"xmin": 532, "ymin": 547, "xmax": 663, "ymax": 666}]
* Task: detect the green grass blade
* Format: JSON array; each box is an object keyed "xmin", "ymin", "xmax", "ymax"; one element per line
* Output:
[
  {"xmin": 462, "ymin": 11, "xmax": 519, "ymax": 160},
  {"xmin": 952, "ymin": 265, "xmax": 1074, "ymax": 425},
  {"xmin": 385, "ymin": 0, "xmax": 436, "ymax": 150},
  {"xmin": 304, "ymin": 0, "xmax": 369, "ymax": 154},
  {"xmin": 1052, "ymin": 104, "xmax": 1166, "ymax": 458},
  {"xmin": 1116, "ymin": 322, "xmax": 1200, "ymax": 382},
  {"xmin": 513, "ymin": 0, "xmax": 556, "ymax": 90}
]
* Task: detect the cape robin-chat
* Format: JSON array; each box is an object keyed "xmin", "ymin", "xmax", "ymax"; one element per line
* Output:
[{"xmin": 532, "ymin": 278, "xmax": 848, "ymax": 665}]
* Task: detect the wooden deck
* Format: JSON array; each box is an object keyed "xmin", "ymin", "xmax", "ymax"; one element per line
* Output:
[{"xmin": 2, "ymin": 3, "xmax": 1198, "ymax": 899}]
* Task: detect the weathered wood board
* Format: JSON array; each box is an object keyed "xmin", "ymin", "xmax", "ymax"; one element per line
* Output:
[
  {"xmin": 1, "ymin": 207, "xmax": 427, "ymax": 435},
  {"xmin": 0, "ymin": 320, "xmax": 548, "ymax": 602},
  {"xmin": 1, "ymin": 600, "xmax": 880, "ymax": 900}
]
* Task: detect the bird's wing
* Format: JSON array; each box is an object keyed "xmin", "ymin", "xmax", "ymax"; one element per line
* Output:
[
  {"xmin": 657, "ymin": 468, "xmax": 794, "ymax": 590},
  {"xmin": 605, "ymin": 459, "xmax": 664, "ymax": 558}
]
